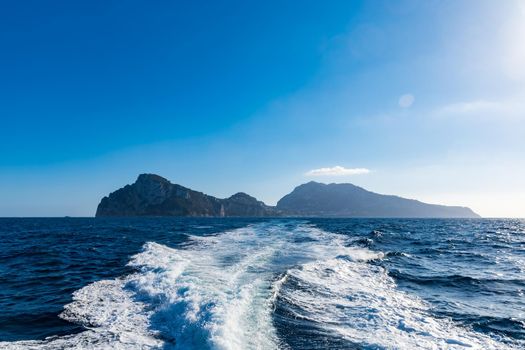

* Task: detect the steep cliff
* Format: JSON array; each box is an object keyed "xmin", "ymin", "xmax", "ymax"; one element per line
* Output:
[{"xmin": 96, "ymin": 174, "xmax": 279, "ymax": 217}]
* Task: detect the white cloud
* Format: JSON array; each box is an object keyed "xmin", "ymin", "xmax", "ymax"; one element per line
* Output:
[
  {"xmin": 305, "ymin": 166, "xmax": 370, "ymax": 176},
  {"xmin": 433, "ymin": 97, "xmax": 525, "ymax": 120},
  {"xmin": 436, "ymin": 100, "xmax": 502, "ymax": 115}
]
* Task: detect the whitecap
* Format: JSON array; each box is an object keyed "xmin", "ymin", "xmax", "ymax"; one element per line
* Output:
[
  {"xmin": 275, "ymin": 256, "xmax": 520, "ymax": 349},
  {"xmin": 1, "ymin": 221, "xmax": 520, "ymax": 350}
]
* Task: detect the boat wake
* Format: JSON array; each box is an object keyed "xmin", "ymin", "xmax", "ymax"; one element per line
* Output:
[{"xmin": 3, "ymin": 222, "xmax": 520, "ymax": 349}]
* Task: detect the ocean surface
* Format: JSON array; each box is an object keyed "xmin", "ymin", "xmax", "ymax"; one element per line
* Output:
[{"xmin": 0, "ymin": 218, "xmax": 524, "ymax": 349}]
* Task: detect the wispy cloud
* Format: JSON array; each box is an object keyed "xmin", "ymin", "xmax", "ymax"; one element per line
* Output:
[
  {"xmin": 433, "ymin": 97, "xmax": 525, "ymax": 121},
  {"xmin": 435, "ymin": 100, "xmax": 506, "ymax": 116},
  {"xmin": 305, "ymin": 166, "xmax": 370, "ymax": 176}
]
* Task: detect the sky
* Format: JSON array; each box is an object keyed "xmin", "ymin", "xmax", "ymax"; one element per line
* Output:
[{"xmin": 1, "ymin": 0, "xmax": 524, "ymax": 217}]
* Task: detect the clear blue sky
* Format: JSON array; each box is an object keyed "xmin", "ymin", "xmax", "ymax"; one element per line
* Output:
[{"xmin": 1, "ymin": 0, "xmax": 524, "ymax": 217}]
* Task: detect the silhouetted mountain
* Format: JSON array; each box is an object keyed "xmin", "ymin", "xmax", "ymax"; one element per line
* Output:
[
  {"xmin": 276, "ymin": 181, "xmax": 480, "ymax": 218},
  {"xmin": 96, "ymin": 175, "xmax": 480, "ymax": 218},
  {"xmin": 95, "ymin": 174, "xmax": 280, "ymax": 217}
]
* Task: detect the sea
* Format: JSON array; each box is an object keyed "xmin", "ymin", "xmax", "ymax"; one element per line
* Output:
[{"xmin": 0, "ymin": 218, "xmax": 524, "ymax": 349}]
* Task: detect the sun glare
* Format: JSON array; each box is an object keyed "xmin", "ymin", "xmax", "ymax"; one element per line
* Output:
[{"xmin": 502, "ymin": 2, "xmax": 525, "ymax": 80}]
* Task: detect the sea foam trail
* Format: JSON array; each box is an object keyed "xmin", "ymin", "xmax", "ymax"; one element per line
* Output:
[
  {"xmin": 276, "ymin": 258, "xmax": 520, "ymax": 350},
  {"xmin": 3, "ymin": 223, "xmax": 288, "ymax": 350},
  {"xmin": 1, "ymin": 221, "xmax": 520, "ymax": 349}
]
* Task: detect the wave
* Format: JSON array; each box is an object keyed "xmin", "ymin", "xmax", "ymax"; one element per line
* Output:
[
  {"xmin": 1, "ymin": 222, "xmax": 520, "ymax": 349},
  {"xmin": 274, "ymin": 257, "xmax": 522, "ymax": 349},
  {"xmin": 390, "ymin": 270, "xmax": 525, "ymax": 290}
]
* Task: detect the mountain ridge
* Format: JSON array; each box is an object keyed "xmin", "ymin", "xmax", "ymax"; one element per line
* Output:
[
  {"xmin": 276, "ymin": 181, "xmax": 480, "ymax": 218},
  {"xmin": 96, "ymin": 174, "xmax": 280, "ymax": 217},
  {"xmin": 96, "ymin": 174, "xmax": 480, "ymax": 218}
]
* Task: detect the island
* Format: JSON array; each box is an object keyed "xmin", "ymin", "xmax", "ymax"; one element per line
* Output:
[{"xmin": 96, "ymin": 174, "xmax": 480, "ymax": 218}]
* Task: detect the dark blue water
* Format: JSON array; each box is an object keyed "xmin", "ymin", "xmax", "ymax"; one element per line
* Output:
[{"xmin": 0, "ymin": 218, "xmax": 523, "ymax": 349}]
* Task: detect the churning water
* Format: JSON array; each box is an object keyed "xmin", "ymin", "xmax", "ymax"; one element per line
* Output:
[{"xmin": 0, "ymin": 218, "xmax": 524, "ymax": 349}]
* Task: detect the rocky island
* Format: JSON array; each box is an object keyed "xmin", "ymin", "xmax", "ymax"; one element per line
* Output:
[
  {"xmin": 96, "ymin": 174, "xmax": 280, "ymax": 217},
  {"xmin": 277, "ymin": 181, "xmax": 480, "ymax": 218},
  {"xmin": 96, "ymin": 174, "xmax": 480, "ymax": 218}
]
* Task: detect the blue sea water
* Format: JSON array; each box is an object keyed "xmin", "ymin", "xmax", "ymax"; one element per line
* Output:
[{"xmin": 0, "ymin": 218, "xmax": 524, "ymax": 349}]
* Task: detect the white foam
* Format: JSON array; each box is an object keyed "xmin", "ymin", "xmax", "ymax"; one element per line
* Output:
[
  {"xmin": 2, "ymin": 278, "xmax": 162, "ymax": 349},
  {"xmin": 2, "ymin": 223, "xmax": 293, "ymax": 350},
  {"xmin": 278, "ymin": 257, "xmax": 520, "ymax": 349},
  {"xmin": 1, "ymin": 222, "xmax": 520, "ymax": 350}
]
